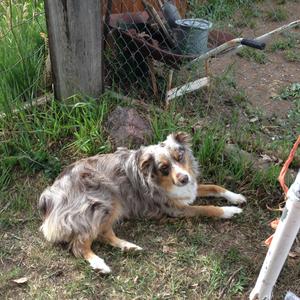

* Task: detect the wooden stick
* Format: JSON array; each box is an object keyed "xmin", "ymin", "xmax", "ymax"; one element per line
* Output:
[
  {"xmin": 165, "ymin": 69, "xmax": 174, "ymax": 107},
  {"xmin": 108, "ymin": 91, "xmax": 163, "ymax": 113},
  {"xmin": 141, "ymin": 0, "xmax": 176, "ymax": 48},
  {"xmin": 148, "ymin": 58, "xmax": 158, "ymax": 97},
  {"xmin": 156, "ymin": 0, "xmax": 164, "ymax": 9},
  {"xmin": 0, "ymin": 94, "xmax": 52, "ymax": 119},
  {"xmin": 104, "ymin": 0, "xmax": 112, "ymax": 46}
]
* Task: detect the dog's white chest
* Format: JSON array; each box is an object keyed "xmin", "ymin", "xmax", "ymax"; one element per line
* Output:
[{"xmin": 167, "ymin": 181, "xmax": 197, "ymax": 205}]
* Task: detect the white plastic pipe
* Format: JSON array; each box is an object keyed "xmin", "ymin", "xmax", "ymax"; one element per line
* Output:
[{"xmin": 250, "ymin": 170, "xmax": 300, "ymax": 300}]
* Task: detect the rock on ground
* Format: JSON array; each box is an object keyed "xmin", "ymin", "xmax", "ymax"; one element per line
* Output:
[{"xmin": 106, "ymin": 106, "xmax": 153, "ymax": 148}]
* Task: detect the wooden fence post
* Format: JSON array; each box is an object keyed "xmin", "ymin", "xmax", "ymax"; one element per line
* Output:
[{"xmin": 44, "ymin": 0, "xmax": 103, "ymax": 99}]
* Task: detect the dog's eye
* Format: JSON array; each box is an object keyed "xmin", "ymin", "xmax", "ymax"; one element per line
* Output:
[{"xmin": 159, "ymin": 164, "xmax": 170, "ymax": 176}]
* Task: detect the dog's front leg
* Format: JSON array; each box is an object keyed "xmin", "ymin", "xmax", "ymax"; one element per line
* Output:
[
  {"xmin": 165, "ymin": 201, "xmax": 242, "ymax": 219},
  {"xmin": 197, "ymin": 184, "xmax": 246, "ymax": 205}
]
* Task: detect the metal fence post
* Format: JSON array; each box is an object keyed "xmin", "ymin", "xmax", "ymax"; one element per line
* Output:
[{"xmin": 44, "ymin": 0, "xmax": 103, "ymax": 100}]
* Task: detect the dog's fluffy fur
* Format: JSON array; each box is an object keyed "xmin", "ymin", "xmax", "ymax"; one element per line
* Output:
[{"xmin": 39, "ymin": 132, "xmax": 246, "ymax": 273}]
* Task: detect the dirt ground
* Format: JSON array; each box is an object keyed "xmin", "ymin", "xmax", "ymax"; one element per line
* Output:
[{"xmin": 211, "ymin": 1, "xmax": 300, "ymax": 118}]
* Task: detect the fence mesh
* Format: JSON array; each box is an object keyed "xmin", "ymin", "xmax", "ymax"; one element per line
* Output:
[
  {"xmin": 102, "ymin": 0, "xmax": 300, "ymax": 105},
  {"xmin": 103, "ymin": 0, "xmax": 205, "ymax": 102}
]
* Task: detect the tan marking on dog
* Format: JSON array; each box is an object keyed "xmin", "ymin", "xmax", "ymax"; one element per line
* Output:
[
  {"xmin": 158, "ymin": 172, "xmax": 173, "ymax": 192},
  {"xmin": 139, "ymin": 153, "xmax": 154, "ymax": 172},
  {"xmin": 102, "ymin": 228, "xmax": 142, "ymax": 251},
  {"xmin": 181, "ymin": 156, "xmax": 195, "ymax": 177},
  {"xmin": 76, "ymin": 239, "xmax": 111, "ymax": 272},
  {"xmin": 99, "ymin": 200, "xmax": 122, "ymax": 238},
  {"xmin": 168, "ymin": 147, "xmax": 195, "ymax": 178},
  {"xmin": 98, "ymin": 201, "xmax": 142, "ymax": 251},
  {"xmin": 197, "ymin": 184, "xmax": 226, "ymax": 197},
  {"xmin": 172, "ymin": 132, "xmax": 191, "ymax": 146},
  {"xmin": 167, "ymin": 197, "xmax": 224, "ymax": 217},
  {"xmin": 170, "ymin": 166, "xmax": 180, "ymax": 184},
  {"xmin": 156, "ymin": 156, "xmax": 173, "ymax": 192},
  {"xmin": 158, "ymin": 156, "xmax": 169, "ymax": 166},
  {"xmin": 170, "ymin": 148, "xmax": 180, "ymax": 162},
  {"xmin": 183, "ymin": 205, "xmax": 224, "ymax": 217},
  {"xmin": 78, "ymin": 239, "xmax": 94, "ymax": 260},
  {"xmin": 101, "ymin": 228, "xmax": 120, "ymax": 246}
]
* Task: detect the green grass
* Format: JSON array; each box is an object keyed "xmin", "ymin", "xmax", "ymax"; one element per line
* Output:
[
  {"xmin": 278, "ymin": 82, "xmax": 300, "ymax": 101},
  {"xmin": 0, "ymin": 0, "xmax": 46, "ymax": 112},
  {"xmin": 265, "ymin": 7, "xmax": 288, "ymax": 22},
  {"xmin": 284, "ymin": 49, "xmax": 300, "ymax": 62},
  {"xmin": 0, "ymin": 95, "xmax": 114, "ymax": 191},
  {"xmin": 270, "ymin": 37, "xmax": 296, "ymax": 52},
  {"xmin": 238, "ymin": 47, "xmax": 268, "ymax": 64},
  {"xmin": 187, "ymin": 0, "xmax": 258, "ymax": 23}
]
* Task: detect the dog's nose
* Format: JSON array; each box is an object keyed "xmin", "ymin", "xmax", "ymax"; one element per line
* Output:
[{"xmin": 177, "ymin": 174, "xmax": 189, "ymax": 185}]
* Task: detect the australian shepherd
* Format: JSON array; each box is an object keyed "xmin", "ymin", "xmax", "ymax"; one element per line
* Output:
[{"xmin": 39, "ymin": 132, "xmax": 246, "ymax": 273}]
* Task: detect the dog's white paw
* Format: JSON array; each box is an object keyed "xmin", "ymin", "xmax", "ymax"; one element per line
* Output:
[
  {"xmin": 221, "ymin": 206, "xmax": 243, "ymax": 219},
  {"xmin": 88, "ymin": 256, "xmax": 111, "ymax": 273},
  {"xmin": 119, "ymin": 240, "xmax": 143, "ymax": 252},
  {"xmin": 222, "ymin": 191, "xmax": 247, "ymax": 205}
]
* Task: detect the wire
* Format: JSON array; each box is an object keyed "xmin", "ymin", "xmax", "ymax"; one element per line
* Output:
[{"xmin": 278, "ymin": 135, "xmax": 300, "ymax": 195}]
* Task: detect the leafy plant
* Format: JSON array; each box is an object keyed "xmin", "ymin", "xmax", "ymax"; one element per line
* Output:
[
  {"xmin": 266, "ymin": 7, "xmax": 288, "ymax": 22},
  {"xmin": 238, "ymin": 48, "xmax": 267, "ymax": 64},
  {"xmin": 279, "ymin": 83, "xmax": 300, "ymax": 101}
]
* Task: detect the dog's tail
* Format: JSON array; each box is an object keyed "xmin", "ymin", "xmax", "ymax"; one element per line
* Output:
[
  {"xmin": 38, "ymin": 186, "xmax": 71, "ymax": 243},
  {"xmin": 38, "ymin": 188, "xmax": 54, "ymax": 219}
]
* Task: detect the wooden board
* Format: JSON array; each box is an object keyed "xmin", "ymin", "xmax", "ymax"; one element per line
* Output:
[{"xmin": 44, "ymin": 0, "xmax": 103, "ymax": 99}]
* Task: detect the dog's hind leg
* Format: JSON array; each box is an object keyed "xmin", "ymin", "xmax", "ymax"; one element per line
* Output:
[
  {"xmin": 72, "ymin": 238, "xmax": 111, "ymax": 273},
  {"xmin": 197, "ymin": 184, "xmax": 246, "ymax": 204},
  {"xmin": 101, "ymin": 227, "xmax": 143, "ymax": 252},
  {"xmin": 98, "ymin": 200, "xmax": 143, "ymax": 251}
]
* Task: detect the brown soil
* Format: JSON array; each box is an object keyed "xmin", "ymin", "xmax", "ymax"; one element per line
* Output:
[{"xmin": 211, "ymin": 1, "xmax": 300, "ymax": 118}]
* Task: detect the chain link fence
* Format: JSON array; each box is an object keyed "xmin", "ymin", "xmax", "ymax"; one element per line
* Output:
[
  {"xmin": 102, "ymin": 0, "xmax": 300, "ymax": 105},
  {"xmin": 103, "ymin": 0, "xmax": 206, "ymax": 102}
]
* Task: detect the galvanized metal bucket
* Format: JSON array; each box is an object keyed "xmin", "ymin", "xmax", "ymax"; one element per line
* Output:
[{"xmin": 174, "ymin": 19, "xmax": 213, "ymax": 55}]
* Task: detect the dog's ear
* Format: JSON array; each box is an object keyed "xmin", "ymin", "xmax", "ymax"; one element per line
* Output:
[
  {"xmin": 172, "ymin": 132, "xmax": 191, "ymax": 146},
  {"xmin": 138, "ymin": 152, "xmax": 154, "ymax": 174}
]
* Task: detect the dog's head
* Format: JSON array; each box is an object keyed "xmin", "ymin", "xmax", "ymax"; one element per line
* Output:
[{"xmin": 137, "ymin": 132, "xmax": 199, "ymax": 193}]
